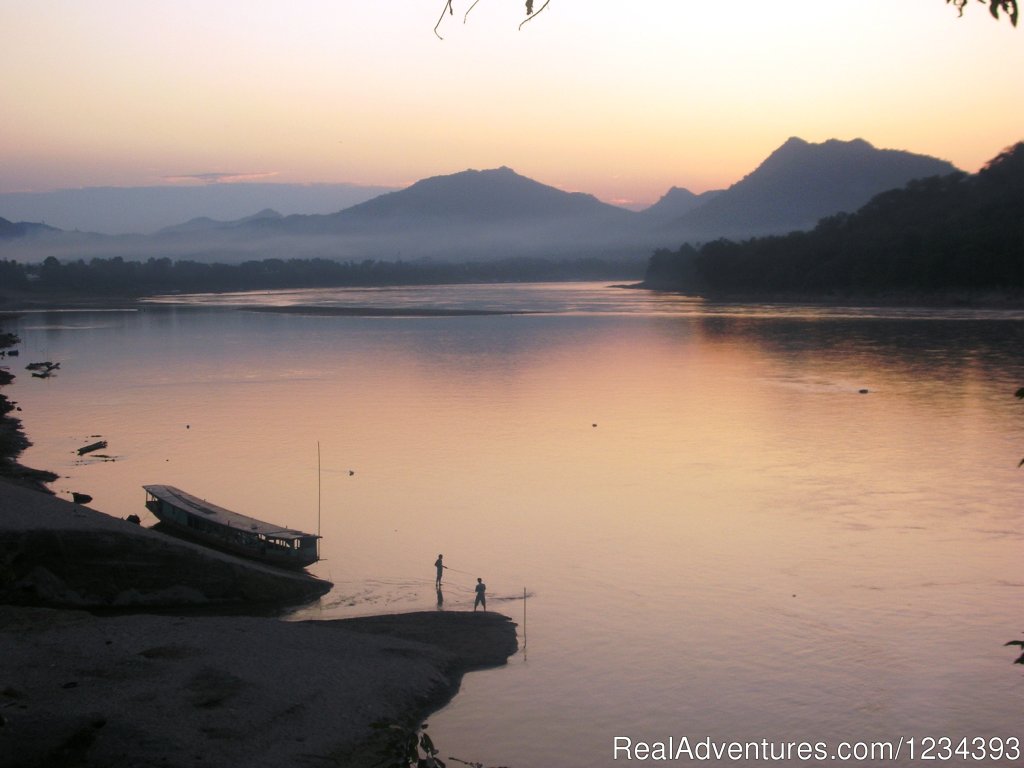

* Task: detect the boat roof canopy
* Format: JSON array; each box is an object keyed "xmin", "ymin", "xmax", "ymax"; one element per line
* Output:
[{"xmin": 143, "ymin": 484, "xmax": 319, "ymax": 541}]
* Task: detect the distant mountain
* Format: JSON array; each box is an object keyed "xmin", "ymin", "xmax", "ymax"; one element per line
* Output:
[
  {"xmin": 158, "ymin": 208, "xmax": 283, "ymax": 235},
  {"xmin": 669, "ymin": 137, "xmax": 959, "ymax": 240},
  {"xmin": 639, "ymin": 187, "xmax": 722, "ymax": 222},
  {"xmin": 351, "ymin": 166, "xmax": 624, "ymax": 220},
  {"xmin": 0, "ymin": 216, "xmax": 60, "ymax": 239},
  {"xmin": 0, "ymin": 139, "xmax": 975, "ymax": 268},
  {"xmin": 233, "ymin": 166, "xmax": 648, "ymax": 261},
  {"xmin": 0, "ymin": 183, "xmax": 397, "ymax": 235},
  {"xmin": 643, "ymin": 141, "xmax": 1023, "ymax": 297},
  {"xmin": 265, "ymin": 166, "xmax": 635, "ymax": 232}
]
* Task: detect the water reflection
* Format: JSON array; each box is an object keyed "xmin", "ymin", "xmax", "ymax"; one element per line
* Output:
[
  {"xmin": 143, "ymin": 282, "xmax": 1024, "ymax": 322},
  {"xmin": 8, "ymin": 282, "xmax": 1024, "ymax": 768}
]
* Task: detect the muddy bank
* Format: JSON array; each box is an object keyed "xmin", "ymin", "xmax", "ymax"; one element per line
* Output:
[
  {"xmin": 0, "ymin": 606, "xmax": 518, "ymax": 768},
  {"xmin": 0, "ymin": 479, "xmax": 331, "ymax": 608}
]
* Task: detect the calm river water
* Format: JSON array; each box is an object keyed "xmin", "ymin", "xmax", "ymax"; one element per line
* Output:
[{"xmin": 7, "ymin": 282, "xmax": 1024, "ymax": 766}]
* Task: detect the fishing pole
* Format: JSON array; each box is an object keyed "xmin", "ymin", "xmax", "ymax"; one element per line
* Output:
[{"xmin": 442, "ymin": 565, "xmax": 476, "ymax": 576}]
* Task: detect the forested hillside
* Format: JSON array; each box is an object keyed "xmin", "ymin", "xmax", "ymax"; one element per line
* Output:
[{"xmin": 643, "ymin": 142, "xmax": 1024, "ymax": 298}]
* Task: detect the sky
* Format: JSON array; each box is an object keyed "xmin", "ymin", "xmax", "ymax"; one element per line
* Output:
[{"xmin": 2, "ymin": 0, "xmax": 1022, "ymax": 209}]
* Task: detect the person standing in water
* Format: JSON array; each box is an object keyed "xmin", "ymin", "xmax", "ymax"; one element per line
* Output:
[
  {"xmin": 435, "ymin": 554, "xmax": 445, "ymax": 588},
  {"xmin": 474, "ymin": 577, "xmax": 486, "ymax": 612}
]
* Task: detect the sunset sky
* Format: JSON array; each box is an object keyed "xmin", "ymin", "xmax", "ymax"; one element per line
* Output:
[{"xmin": 2, "ymin": 0, "xmax": 1021, "ymax": 208}]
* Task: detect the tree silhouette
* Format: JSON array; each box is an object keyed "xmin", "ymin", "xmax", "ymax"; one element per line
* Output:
[
  {"xmin": 435, "ymin": 0, "xmax": 549, "ymax": 38},
  {"xmin": 436, "ymin": 0, "xmax": 1018, "ymax": 37},
  {"xmin": 948, "ymin": 0, "xmax": 1019, "ymax": 25},
  {"xmin": 640, "ymin": 142, "xmax": 1024, "ymax": 296}
]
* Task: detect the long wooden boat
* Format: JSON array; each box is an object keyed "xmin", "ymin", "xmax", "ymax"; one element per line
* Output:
[{"xmin": 143, "ymin": 484, "xmax": 320, "ymax": 569}]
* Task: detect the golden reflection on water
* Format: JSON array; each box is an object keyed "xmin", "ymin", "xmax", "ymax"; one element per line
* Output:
[{"xmin": 8, "ymin": 286, "xmax": 1024, "ymax": 767}]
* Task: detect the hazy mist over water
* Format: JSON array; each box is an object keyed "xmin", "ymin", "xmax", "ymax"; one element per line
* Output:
[{"xmin": 8, "ymin": 283, "xmax": 1024, "ymax": 766}]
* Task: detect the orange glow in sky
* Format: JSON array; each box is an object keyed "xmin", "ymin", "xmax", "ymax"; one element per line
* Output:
[{"xmin": 1, "ymin": 1, "xmax": 1021, "ymax": 208}]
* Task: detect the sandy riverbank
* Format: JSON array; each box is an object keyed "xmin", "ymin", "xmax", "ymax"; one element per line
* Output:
[
  {"xmin": 0, "ymin": 291, "xmax": 144, "ymax": 313},
  {"xmin": 0, "ymin": 481, "xmax": 519, "ymax": 767},
  {"xmin": 0, "ymin": 607, "xmax": 518, "ymax": 768}
]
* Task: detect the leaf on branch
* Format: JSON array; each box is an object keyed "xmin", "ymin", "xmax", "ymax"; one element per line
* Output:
[
  {"xmin": 947, "ymin": 0, "xmax": 1019, "ymax": 25},
  {"xmin": 989, "ymin": 0, "xmax": 1020, "ymax": 23},
  {"xmin": 519, "ymin": 0, "xmax": 550, "ymax": 30}
]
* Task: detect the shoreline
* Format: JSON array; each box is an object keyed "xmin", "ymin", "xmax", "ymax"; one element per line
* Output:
[
  {"xmin": 7, "ymin": 282, "xmax": 1024, "ymax": 314},
  {"xmin": 623, "ymin": 282, "xmax": 1024, "ymax": 310},
  {"xmin": 1, "ymin": 606, "xmax": 518, "ymax": 768},
  {"xmin": 0, "ymin": 300, "xmax": 521, "ymax": 766},
  {"xmin": 249, "ymin": 304, "xmax": 537, "ymax": 317},
  {"xmin": 0, "ymin": 480, "xmax": 519, "ymax": 767},
  {"xmin": 0, "ymin": 316, "xmax": 58, "ymax": 493}
]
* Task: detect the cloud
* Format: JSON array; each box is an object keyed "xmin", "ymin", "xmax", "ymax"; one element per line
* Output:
[{"xmin": 161, "ymin": 172, "xmax": 280, "ymax": 184}]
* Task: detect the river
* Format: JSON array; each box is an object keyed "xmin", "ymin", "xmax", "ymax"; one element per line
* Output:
[{"xmin": 7, "ymin": 282, "xmax": 1024, "ymax": 766}]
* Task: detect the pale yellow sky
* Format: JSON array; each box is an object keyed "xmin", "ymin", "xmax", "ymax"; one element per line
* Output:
[{"xmin": 1, "ymin": 0, "xmax": 1021, "ymax": 207}]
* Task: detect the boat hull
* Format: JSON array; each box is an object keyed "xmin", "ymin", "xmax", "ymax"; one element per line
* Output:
[{"xmin": 143, "ymin": 486, "xmax": 320, "ymax": 570}]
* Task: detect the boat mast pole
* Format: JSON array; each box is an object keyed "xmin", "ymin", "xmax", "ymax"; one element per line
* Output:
[{"xmin": 317, "ymin": 441, "xmax": 321, "ymax": 561}]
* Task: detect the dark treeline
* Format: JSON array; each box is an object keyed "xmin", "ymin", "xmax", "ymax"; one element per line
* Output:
[
  {"xmin": 0, "ymin": 254, "xmax": 643, "ymax": 297},
  {"xmin": 644, "ymin": 142, "xmax": 1024, "ymax": 298}
]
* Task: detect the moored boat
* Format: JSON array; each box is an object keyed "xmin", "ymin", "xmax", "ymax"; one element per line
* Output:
[{"xmin": 143, "ymin": 484, "xmax": 320, "ymax": 569}]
